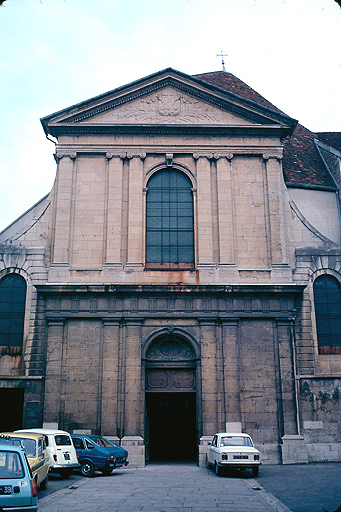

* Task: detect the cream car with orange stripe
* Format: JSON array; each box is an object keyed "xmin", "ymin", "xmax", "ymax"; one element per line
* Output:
[{"xmin": 1, "ymin": 433, "xmax": 49, "ymax": 490}]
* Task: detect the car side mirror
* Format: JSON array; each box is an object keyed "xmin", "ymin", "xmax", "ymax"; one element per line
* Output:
[{"xmin": 208, "ymin": 442, "xmax": 211, "ymax": 446}]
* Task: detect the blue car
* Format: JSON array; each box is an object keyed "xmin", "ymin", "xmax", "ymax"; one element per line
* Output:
[
  {"xmin": 71, "ymin": 434, "xmax": 128, "ymax": 477},
  {"xmin": 0, "ymin": 435, "xmax": 38, "ymax": 512}
]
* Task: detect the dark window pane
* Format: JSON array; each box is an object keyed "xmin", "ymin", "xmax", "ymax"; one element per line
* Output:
[
  {"xmin": 314, "ymin": 275, "xmax": 341, "ymax": 349},
  {"xmin": 0, "ymin": 274, "xmax": 26, "ymax": 350}
]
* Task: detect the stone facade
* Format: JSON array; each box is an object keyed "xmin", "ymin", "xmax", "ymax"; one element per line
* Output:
[{"xmin": 1, "ymin": 68, "xmax": 340, "ymax": 466}]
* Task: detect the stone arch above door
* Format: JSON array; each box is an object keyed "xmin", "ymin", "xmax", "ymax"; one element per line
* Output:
[
  {"xmin": 143, "ymin": 329, "xmax": 198, "ymax": 392},
  {"xmin": 143, "ymin": 327, "xmax": 199, "ymax": 360}
]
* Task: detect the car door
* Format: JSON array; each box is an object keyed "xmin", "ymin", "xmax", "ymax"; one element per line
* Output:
[
  {"xmin": 72, "ymin": 437, "xmax": 86, "ymax": 462},
  {"xmin": 208, "ymin": 435, "xmax": 217, "ymax": 464},
  {"xmin": 212, "ymin": 435, "xmax": 221, "ymax": 463}
]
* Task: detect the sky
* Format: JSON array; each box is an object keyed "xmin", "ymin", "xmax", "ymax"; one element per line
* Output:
[{"xmin": 0, "ymin": 0, "xmax": 340, "ymax": 232}]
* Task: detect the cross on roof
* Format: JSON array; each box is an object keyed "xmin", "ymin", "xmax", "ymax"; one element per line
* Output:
[{"xmin": 216, "ymin": 51, "xmax": 228, "ymax": 72}]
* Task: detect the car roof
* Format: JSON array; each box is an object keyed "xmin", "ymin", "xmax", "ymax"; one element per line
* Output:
[
  {"xmin": 216, "ymin": 432, "xmax": 251, "ymax": 437},
  {"xmin": 16, "ymin": 428, "xmax": 71, "ymax": 435},
  {"xmin": 71, "ymin": 433, "xmax": 96, "ymax": 438},
  {"xmin": 0, "ymin": 437, "xmax": 24, "ymax": 452},
  {"xmin": 1, "ymin": 432, "xmax": 42, "ymax": 441}
]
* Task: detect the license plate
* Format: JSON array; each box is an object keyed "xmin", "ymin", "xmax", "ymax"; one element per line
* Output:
[
  {"xmin": 233, "ymin": 455, "xmax": 248, "ymax": 459},
  {"xmin": 64, "ymin": 453, "xmax": 70, "ymax": 460},
  {"xmin": 0, "ymin": 486, "xmax": 12, "ymax": 495}
]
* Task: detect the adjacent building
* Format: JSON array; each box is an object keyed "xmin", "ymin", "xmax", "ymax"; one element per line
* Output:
[{"xmin": 1, "ymin": 68, "xmax": 340, "ymax": 466}]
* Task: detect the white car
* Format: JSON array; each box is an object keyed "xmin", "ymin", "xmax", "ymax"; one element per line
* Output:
[
  {"xmin": 16, "ymin": 429, "xmax": 79, "ymax": 478},
  {"xmin": 206, "ymin": 432, "xmax": 261, "ymax": 477}
]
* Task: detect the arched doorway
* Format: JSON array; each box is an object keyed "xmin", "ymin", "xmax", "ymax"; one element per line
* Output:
[{"xmin": 144, "ymin": 332, "xmax": 198, "ymax": 462}]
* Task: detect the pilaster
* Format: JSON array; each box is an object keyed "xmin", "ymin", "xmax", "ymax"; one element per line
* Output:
[
  {"xmin": 124, "ymin": 318, "xmax": 143, "ymax": 436},
  {"xmin": 216, "ymin": 154, "xmax": 235, "ymax": 263},
  {"xmin": 43, "ymin": 319, "xmax": 66, "ymax": 426},
  {"xmin": 276, "ymin": 319, "xmax": 298, "ymax": 436},
  {"xmin": 105, "ymin": 154, "xmax": 124, "ymax": 264},
  {"xmin": 263, "ymin": 154, "xmax": 288, "ymax": 265},
  {"xmin": 127, "ymin": 153, "xmax": 146, "ymax": 265},
  {"xmin": 221, "ymin": 318, "xmax": 242, "ymax": 426},
  {"xmin": 194, "ymin": 155, "xmax": 214, "ymax": 265},
  {"xmin": 199, "ymin": 318, "xmax": 218, "ymax": 435},
  {"xmin": 52, "ymin": 153, "xmax": 76, "ymax": 264},
  {"xmin": 101, "ymin": 320, "xmax": 121, "ymax": 435}
]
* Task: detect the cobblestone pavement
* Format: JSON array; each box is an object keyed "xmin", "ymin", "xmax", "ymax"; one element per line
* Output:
[{"xmin": 39, "ymin": 463, "xmax": 292, "ymax": 512}]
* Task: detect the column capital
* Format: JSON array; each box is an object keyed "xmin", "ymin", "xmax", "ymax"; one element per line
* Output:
[
  {"xmin": 54, "ymin": 151, "xmax": 77, "ymax": 162},
  {"xmin": 263, "ymin": 152, "xmax": 283, "ymax": 162}
]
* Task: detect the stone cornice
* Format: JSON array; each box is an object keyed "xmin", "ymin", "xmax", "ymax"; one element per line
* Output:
[
  {"xmin": 36, "ymin": 283, "xmax": 305, "ymax": 295},
  {"xmin": 47, "ymin": 124, "xmax": 293, "ymax": 140}
]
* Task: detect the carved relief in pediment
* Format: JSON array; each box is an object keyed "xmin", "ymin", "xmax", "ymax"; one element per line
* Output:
[{"xmin": 80, "ymin": 87, "xmax": 254, "ymax": 125}]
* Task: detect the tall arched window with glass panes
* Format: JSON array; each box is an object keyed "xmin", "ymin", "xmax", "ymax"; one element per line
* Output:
[
  {"xmin": 146, "ymin": 169, "xmax": 194, "ymax": 269},
  {"xmin": 313, "ymin": 275, "xmax": 341, "ymax": 354},
  {"xmin": 0, "ymin": 274, "xmax": 26, "ymax": 355}
]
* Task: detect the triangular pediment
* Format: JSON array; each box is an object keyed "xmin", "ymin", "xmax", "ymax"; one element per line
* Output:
[{"xmin": 41, "ymin": 68, "xmax": 297, "ymax": 137}]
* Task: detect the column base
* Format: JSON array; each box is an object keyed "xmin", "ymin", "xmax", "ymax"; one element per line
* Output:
[
  {"xmin": 121, "ymin": 436, "xmax": 145, "ymax": 468},
  {"xmin": 198, "ymin": 436, "xmax": 214, "ymax": 467},
  {"xmin": 281, "ymin": 435, "xmax": 308, "ymax": 464}
]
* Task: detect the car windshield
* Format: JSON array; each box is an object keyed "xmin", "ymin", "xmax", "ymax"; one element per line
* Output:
[
  {"xmin": 220, "ymin": 436, "xmax": 253, "ymax": 447},
  {"xmin": 14, "ymin": 438, "xmax": 36, "ymax": 457},
  {"xmin": 55, "ymin": 435, "xmax": 72, "ymax": 446},
  {"xmin": 90, "ymin": 436, "xmax": 114, "ymax": 448},
  {"xmin": 0, "ymin": 450, "xmax": 25, "ymax": 479}
]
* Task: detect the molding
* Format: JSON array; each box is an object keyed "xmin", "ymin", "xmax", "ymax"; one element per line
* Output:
[
  {"xmin": 46, "ymin": 124, "xmax": 293, "ymax": 139},
  {"xmin": 36, "ymin": 283, "xmax": 306, "ymax": 295}
]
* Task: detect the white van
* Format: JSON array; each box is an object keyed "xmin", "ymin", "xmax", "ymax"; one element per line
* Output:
[{"xmin": 16, "ymin": 428, "xmax": 79, "ymax": 478}]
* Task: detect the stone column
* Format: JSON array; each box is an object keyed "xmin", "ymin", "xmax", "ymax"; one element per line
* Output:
[
  {"xmin": 263, "ymin": 154, "xmax": 288, "ymax": 265},
  {"xmin": 194, "ymin": 154, "xmax": 214, "ymax": 265},
  {"xmin": 52, "ymin": 153, "xmax": 76, "ymax": 264},
  {"xmin": 221, "ymin": 318, "xmax": 242, "ymax": 431},
  {"xmin": 105, "ymin": 154, "xmax": 124, "ymax": 264},
  {"xmin": 124, "ymin": 318, "xmax": 143, "ymax": 436},
  {"xmin": 216, "ymin": 154, "xmax": 235, "ymax": 264},
  {"xmin": 199, "ymin": 318, "xmax": 218, "ymax": 435},
  {"xmin": 43, "ymin": 319, "xmax": 66, "ymax": 428},
  {"xmin": 101, "ymin": 320, "xmax": 121, "ymax": 435},
  {"xmin": 127, "ymin": 153, "xmax": 146, "ymax": 266}
]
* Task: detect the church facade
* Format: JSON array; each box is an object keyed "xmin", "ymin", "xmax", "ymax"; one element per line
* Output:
[{"xmin": 1, "ymin": 68, "xmax": 340, "ymax": 466}]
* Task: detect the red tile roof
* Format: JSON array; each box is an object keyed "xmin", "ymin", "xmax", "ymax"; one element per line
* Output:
[{"xmin": 195, "ymin": 71, "xmax": 337, "ymax": 189}]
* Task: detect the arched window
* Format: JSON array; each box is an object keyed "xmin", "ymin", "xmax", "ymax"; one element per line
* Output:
[
  {"xmin": 146, "ymin": 169, "xmax": 194, "ymax": 269},
  {"xmin": 0, "ymin": 274, "xmax": 26, "ymax": 355},
  {"xmin": 313, "ymin": 275, "xmax": 341, "ymax": 354}
]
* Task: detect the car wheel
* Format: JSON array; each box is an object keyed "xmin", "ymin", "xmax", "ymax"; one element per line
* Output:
[
  {"xmin": 40, "ymin": 475, "xmax": 48, "ymax": 490},
  {"xmin": 80, "ymin": 460, "xmax": 95, "ymax": 477},
  {"xmin": 215, "ymin": 462, "xmax": 222, "ymax": 476},
  {"xmin": 252, "ymin": 467, "xmax": 259, "ymax": 477},
  {"xmin": 59, "ymin": 469, "xmax": 72, "ymax": 479},
  {"xmin": 101, "ymin": 468, "xmax": 114, "ymax": 476}
]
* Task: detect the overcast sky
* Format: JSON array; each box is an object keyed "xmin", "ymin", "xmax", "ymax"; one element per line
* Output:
[{"xmin": 0, "ymin": 0, "xmax": 340, "ymax": 232}]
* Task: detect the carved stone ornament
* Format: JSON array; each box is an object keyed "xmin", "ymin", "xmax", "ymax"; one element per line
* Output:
[
  {"xmin": 193, "ymin": 152, "xmax": 233, "ymax": 161},
  {"xmin": 146, "ymin": 368, "xmax": 195, "ymax": 391},
  {"xmin": 85, "ymin": 87, "xmax": 251, "ymax": 126},
  {"xmin": 146, "ymin": 336, "xmax": 196, "ymax": 361}
]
